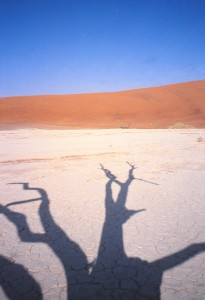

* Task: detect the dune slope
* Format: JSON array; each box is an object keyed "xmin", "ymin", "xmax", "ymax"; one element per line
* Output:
[{"xmin": 0, "ymin": 80, "xmax": 205, "ymax": 129}]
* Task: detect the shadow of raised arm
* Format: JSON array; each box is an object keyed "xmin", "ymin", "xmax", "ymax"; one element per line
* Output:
[
  {"xmin": 8, "ymin": 182, "xmax": 53, "ymax": 234},
  {"xmin": 151, "ymin": 242, "xmax": 205, "ymax": 271},
  {"xmin": 100, "ymin": 164, "xmax": 117, "ymax": 180},
  {"xmin": 1, "ymin": 182, "xmax": 89, "ymax": 300},
  {"xmin": 0, "ymin": 204, "xmax": 44, "ymax": 243},
  {"xmin": 126, "ymin": 161, "xmax": 136, "ymax": 179},
  {"xmin": 1, "ymin": 182, "xmax": 50, "ymax": 242}
]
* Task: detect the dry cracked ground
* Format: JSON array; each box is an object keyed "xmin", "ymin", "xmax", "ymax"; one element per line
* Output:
[{"xmin": 0, "ymin": 129, "xmax": 205, "ymax": 300}]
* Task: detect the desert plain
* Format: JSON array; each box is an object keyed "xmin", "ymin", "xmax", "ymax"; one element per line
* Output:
[{"xmin": 0, "ymin": 81, "xmax": 205, "ymax": 300}]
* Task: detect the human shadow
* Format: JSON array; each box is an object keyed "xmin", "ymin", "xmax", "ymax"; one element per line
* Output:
[
  {"xmin": 0, "ymin": 164, "xmax": 205, "ymax": 299},
  {"xmin": 93, "ymin": 163, "xmax": 205, "ymax": 299},
  {"xmin": 0, "ymin": 254, "xmax": 42, "ymax": 300},
  {"xmin": 0, "ymin": 184, "xmax": 90, "ymax": 300}
]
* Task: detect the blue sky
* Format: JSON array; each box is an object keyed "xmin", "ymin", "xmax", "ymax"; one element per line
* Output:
[{"xmin": 0, "ymin": 0, "xmax": 205, "ymax": 97}]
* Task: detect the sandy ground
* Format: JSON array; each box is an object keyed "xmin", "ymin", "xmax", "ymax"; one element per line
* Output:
[
  {"xmin": 0, "ymin": 129, "xmax": 205, "ymax": 299},
  {"xmin": 0, "ymin": 80, "xmax": 205, "ymax": 129}
]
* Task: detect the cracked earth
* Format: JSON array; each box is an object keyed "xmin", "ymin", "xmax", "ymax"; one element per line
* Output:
[{"xmin": 0, "ymin": 129, "xmax": 205, "ymax": 299}]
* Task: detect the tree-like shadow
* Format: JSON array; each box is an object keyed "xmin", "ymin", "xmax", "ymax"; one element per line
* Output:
[{"xmin": 0, "ymin": 163, "xmax": 205, "ymax": 300}]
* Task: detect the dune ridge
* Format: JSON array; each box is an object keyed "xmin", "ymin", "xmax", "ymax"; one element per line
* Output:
[{"xmin": 0, "ymin": 80, "xmax": 205, "ymax": 129}]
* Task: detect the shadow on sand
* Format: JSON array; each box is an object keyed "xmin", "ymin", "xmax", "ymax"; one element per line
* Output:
[{"xmin": 1, "ymin": 163, "xmax": 205, "ymax": 299}]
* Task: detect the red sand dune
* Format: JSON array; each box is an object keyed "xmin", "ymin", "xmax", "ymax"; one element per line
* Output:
[{"xmin": 0, "ymin": 80, "xmax": 205, "ymax": 129}]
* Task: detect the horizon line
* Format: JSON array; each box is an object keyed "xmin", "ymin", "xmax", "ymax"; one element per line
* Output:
[{"xmin": 1, "ymin": 78, "xmax": 204, "ymax": 99}]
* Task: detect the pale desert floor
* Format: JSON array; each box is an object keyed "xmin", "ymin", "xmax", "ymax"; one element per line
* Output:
[{"xmin": 0, "ymin": 129, "xmax": 205, "ymax": 300}]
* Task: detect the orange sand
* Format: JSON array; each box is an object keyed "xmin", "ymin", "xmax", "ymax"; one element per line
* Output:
[{"xmin": 0, "ymin": 80, "xmax": 205, "ymax": 129}]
